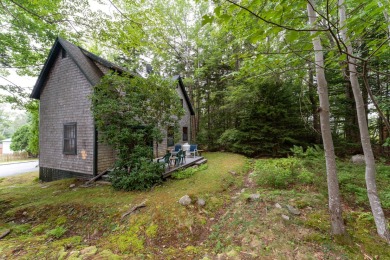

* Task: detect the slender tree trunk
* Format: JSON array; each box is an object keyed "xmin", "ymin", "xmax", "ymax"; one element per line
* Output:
[
  {"xmin": 308, "ymin": 67, "xmax": 321, "ymax": 142},
  {"xmin": 307, "ymin": 0, "xmax": 345, "ymax": 235},
  {"xmin": 338, "ymin": 0, "xmax": 390, "ymax": 242},
  {"xmin": 343, "ymin": 67, "xmax": 360, "ymax": 145}
]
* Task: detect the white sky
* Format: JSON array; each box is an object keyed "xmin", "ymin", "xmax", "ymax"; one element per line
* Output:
[{"xmin": 0, "ymin": 69, "xmax": 36, "ymax": 118}]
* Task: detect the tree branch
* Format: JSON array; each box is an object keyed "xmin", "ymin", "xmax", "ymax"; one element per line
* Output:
[{"xmin": 224, "ymin": 0, "xmax": 328, "ymax": 32}]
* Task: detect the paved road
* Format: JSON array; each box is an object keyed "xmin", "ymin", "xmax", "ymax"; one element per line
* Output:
[{"xmin": 0, "ymin": 161, "xmax": 39, "ymax": 178}]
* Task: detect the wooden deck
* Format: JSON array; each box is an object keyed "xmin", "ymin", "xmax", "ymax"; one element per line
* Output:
[
  {"xmin": 162, "ymin": 156, "xmax": 205, "ymax": 178},
  {"xmin": 100, "ymin": 156, "xmax": 206, "ymax": 181}
]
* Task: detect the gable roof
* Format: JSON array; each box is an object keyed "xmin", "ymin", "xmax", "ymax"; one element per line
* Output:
[
  {"xmin": 31, "ymin": 37, "xmax": 123, "ymax": 99},
  {"xmin": 31, "ymin": 38, "xmax": 195, "ymax": 116},
  {"xmin": 173, "ymin": 75, "xmax": 195, "ymax": 115}
]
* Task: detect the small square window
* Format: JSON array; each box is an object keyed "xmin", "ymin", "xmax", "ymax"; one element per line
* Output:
[{"xmin": 63, "ymin": 123, "xmax": 77, "ymax": 155}]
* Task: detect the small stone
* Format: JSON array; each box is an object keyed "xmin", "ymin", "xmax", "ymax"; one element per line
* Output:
[
  {"xmin": 80, "ymin": 246, "xmax": 97, "ymax": 257},
  {"xmin": 22, "ymin": 211, "xmax": 27, "ymax": 216},
  {"xmin": 248, "ymin": 194, "xmax": 260, "ymax": 201},
  {"xmin": 197, "ymin": 198, "xmax": 206, "ymax": 206},
  {"xmin": 210, "ymin": 218, "xmax": 215, "ymax": 221},
  {"xmin": 282, "ymin": 214, "xmax": 290, "ymax": 220},
  {"xmin": 275, "ymin": 203, "xmax": 282, "ymax": 209},
  {"xmin": 351, "ymin": 154, "xmax": 365, "ymax": 164},
  {"xmin": 179, "ymin": 195, "xmax": 192, "ymax": 206},
  {"xmin": 231, "ymin": 196, "xmax": 238, "ymax": 200},
  {"xmin": 68, "ymin": 250, "xmax": 80, "ymax": 257},
  {"xmin": 287, "ymin": 205, "xmax": 301, "ymax": 215},
  {"xmin": 226, "ymin": 249, "xmax": 238, "ymax": 257},
  {"xmin": 229, "ymin": 171, "xmax": 237, "ymax": 175},
  {"xmin": 69, "ymin": 184, "xmax": 76, "ymax": 188},
  {"xmin": 241, "ymin": 188, "xmax": 245, "ymax": 193}
]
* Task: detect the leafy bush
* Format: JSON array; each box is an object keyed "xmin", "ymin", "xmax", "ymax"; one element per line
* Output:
[
  {"xmin": 255, "ymin": 158, "xmax": 315, "ymax": 189},
  {"xmin": 110, "ymin": 160, "xmax": 163, "ymax": 191},
  {"xmin": 297, "ymin": 170, "xmax": 315, "ymax": 184},
  {"xmin": 290, "ymin": 145, "xmax": 324, "ymax": 159},
  {"xmin": 172, "ymin": 163, "xmax": 208, "ymax": 179}
]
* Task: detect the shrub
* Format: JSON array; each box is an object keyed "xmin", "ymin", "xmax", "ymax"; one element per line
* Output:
[
  {"xmin": 109, "ymin": 160, "xmax": 163, "ymax": 191},
  {"xmin": 255, "ymin": 158, "xmax": 315, "ymax": 189},
  {"xmin": 290, "ymin": 145, "xmax": 324, "ymax": 159},
  {"xmin": 46, "ymin": 226, "xmax": 67, "ymax": 239},
  {"xmin": 297, "ymin": 170, "xmax": 315, "ymax": 184},
  {"xmin": 171, "ymin": 163, "xmax": 208, "ymax": 179}
]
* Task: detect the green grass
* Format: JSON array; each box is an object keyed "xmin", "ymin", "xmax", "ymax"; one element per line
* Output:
[{"xmin": 0, "ymin": 152, "xmax": 389, "ymax": 259}]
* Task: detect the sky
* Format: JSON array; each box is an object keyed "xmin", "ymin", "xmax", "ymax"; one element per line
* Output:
[{"xmin": 0, "ymin": 69, "xmax": 36, "ymax": 118}]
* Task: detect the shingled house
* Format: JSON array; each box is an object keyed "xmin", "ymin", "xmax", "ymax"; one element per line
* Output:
[{"xmin": 30, "ymin": 37, "xmax": 195, "ymax": 181}]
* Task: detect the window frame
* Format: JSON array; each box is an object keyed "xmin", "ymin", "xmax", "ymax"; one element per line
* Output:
[
  {"xmin": 182, "ymin": 126, "xmax": 188, "ymax": 142},
  {"xmin": 63, "ymin": 122, "xmax": 77, "ymax": 155},
  {"xmin": 167, "ymin": 126, "xmax": 174, "ymax": 147}
]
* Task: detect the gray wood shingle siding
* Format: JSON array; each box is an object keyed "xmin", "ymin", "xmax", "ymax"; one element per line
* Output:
[
  {"xmin": 39, "ymin": 51, "xmax": 95, "ymax": 175},
  {"xmin": 32, "ymin": 37, "xmax": 195, "ymax": 181}
]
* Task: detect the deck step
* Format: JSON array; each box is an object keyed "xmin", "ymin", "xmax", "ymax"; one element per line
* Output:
[{"xmin": 195, "ymin": 159, "xmax": 207, "ymax": 165}]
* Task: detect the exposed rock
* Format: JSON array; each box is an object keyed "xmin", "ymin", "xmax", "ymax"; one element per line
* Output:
[
  {"xmin": 226, "ymin": 249, "xmax": 238, "ymax": 257},
  {"xmin": 96, "ymin": 250, "xmax": 121, "ymax": 260},
  {"xmin": 179, "ymin": 195, "xmax": 192, "ymax": 206},
  {"xmin": 241, "ymin": 188, "xmax": 246, "ymax": 193},
  {"xmin": 282, "ymin": 214, "xmax": 290, "ymax": 221},
  {"xmin": 248, "ymin": 194, "xmax": 260, "ymax": 201},
  {"xmin": 197, "ymin": 198, "xmax": 206, "ymax": 206},
  {"xmin": 80, "ymin": 246, "xmax": 97, "ymax": 257},
  {"xmin": 287, "ymin": 205, "xmax": 301, "ymax": 215},
  {"xmin": 22, "ymin": 211, "xmax": 27, "ymax": 216},
  {"xmin": 274, "ymin": 203, "xmax": 282, "ymax": 209},
  {"xmin": 351, "ymin": 154, "xmax": 365, "ymax": 165},
  {"xmin": 67, "ymin": 250, "xmax": 81, "ymax": 260},
  {"xmin": 69, "ymin": 184, "xmax": 76, "ymax": 188},
  {"xmin": 229, "ymin": 171, "xmax": 237, "ymax": 175}
]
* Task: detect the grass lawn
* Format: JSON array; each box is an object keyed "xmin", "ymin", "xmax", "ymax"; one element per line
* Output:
[{"xmin": 0, "ymin": 152, "xmax": 389, "ymax": 259}]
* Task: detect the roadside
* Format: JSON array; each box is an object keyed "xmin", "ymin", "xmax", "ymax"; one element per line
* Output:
[
  {"xmin": 0, "ymin": 159, "xmax": 38, "ymax": 166},
  {"xmin": 0, "ymin": 160, "xmax": 39, "ymax": 177}
]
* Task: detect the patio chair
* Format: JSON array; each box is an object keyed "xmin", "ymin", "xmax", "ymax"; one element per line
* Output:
[
  {"xmin": 171, "ymin": 144, "xmax": 182, "ymax": 156},
  {"xmin": 175, "ymin": 150, "xmax": 186, "ymax": 166},
  {"xmin": 157, "ymin": 152, "xmax": 171, "ymax": 169},
  {"xmin": 189, "ymin": 144, "xmax": 198, "ymax": 158}
]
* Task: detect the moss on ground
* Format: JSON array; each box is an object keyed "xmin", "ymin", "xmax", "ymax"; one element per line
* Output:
[{"xmin": 0, "ymin": 152, "xmax": 389, "ymax": 259}]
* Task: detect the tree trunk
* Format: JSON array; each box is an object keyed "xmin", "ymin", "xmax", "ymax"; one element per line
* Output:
[
  {"xmin": 343, "ymin": 67, "xmax": 360, "ymax": 145},
  {"xmin": 338, "ymin": 0, "xmax": 390, "ymax": 242},
  {"xmin": 308, "ymin": 67, "xmax": 321, "ymax": 142},
  {"xmin": 307, "ymin": 0, "xmax": 345, "ymax": 235}
]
